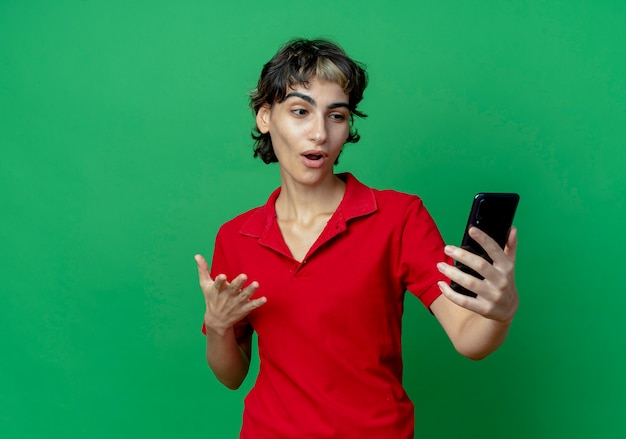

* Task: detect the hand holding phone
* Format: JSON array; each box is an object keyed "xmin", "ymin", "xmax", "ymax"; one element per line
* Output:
[{"xmin": 450, "ymin": 193, "xmax": 520, "ymax": 297}]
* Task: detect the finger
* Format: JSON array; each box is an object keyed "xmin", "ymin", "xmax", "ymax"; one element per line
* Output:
[
  {"xmin": 444, "ymin": 244, "xmax": 496, "ymax": 282},
  {"xmin": 437, "ymin": 260, "xmax": 489, "ymax": 298},
  {"xmin": 440, "ymin": 281, "xmax": 512, "ymax": 322},
  {"xmin": 438, "ymin": 281, "xmax": 515, "ymax": 322},
  {"xmin": 468, "ymin": 227, "xmax": 501, "ymax": 258},
  {"xmin": 212, "ymin": 273, "xmax": 229, "ymax": 291},
  {"xmin": 228, "ymin": 273, "xmax": 249, "ymax": 294},
  {"xmin": 504, "ymin": 226, "xmax": 518, "ymax": 264},
  {"xmin": 468, "ymin": 227, "xmax": 510, "ymax": 267},
  {"xmin": 238, "ymin": 280, "xmax": 260, "ymax": 301},
  {"xmin": 242, "ymin": 296, "xmax": 267, "ymax": 312},
  {"xmin": 437, "ymin": 281, "xmax": 484, "ymax": 314},
  {"xmin": 195, "ymin": 254, "xmax": 213, "ymax": 284},
  {"xmin": 442, "ymin": 243, "xmax": 513, "ymax": 301}
]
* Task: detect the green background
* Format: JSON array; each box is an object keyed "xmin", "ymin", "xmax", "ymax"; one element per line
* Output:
[{"xmin": 2, "ymin": 1, "xmax": 624, "ymax": 437}]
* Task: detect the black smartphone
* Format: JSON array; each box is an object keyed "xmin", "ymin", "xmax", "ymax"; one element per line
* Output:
[{"xmin": 450, "ymin": 193, "xmax": 520, "ymax": 297}]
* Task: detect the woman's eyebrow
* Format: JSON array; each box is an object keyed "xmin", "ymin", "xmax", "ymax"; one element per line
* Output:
[
  {"xmin": 285, "ymin": 91, "xmax": 315, "ymax": 105},
  {"xmin": 285, "ymin": 92, "xmax": 350, "ymax": 110}
]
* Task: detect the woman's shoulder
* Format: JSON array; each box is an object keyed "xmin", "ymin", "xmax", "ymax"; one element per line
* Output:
[
  {"xmin": 217, "ymin": 204, "xmax": 267, "ymax": 237},
  {"xmin": 217, "ymin": 186, "xmax": 280, "ymax": 237},
  {"xmin": 371, "ymin": 186, "xmax": 426, "ymax": 216},
  {"xmin": 344, "ymin": 172, "xmax": 424, "ymax": 207}
]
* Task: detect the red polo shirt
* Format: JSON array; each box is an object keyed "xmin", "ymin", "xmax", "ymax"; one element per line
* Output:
[{"xmin": 208, "ymin": 173, "xmax": 450, "ymax": 438}]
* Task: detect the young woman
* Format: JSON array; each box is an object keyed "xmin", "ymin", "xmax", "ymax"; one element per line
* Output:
[{"xmin": 195, "ymin": 38, "xmax": 519, "ymax": 438}]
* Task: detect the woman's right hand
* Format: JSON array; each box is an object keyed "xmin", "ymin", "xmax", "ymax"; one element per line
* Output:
[{"xmin": 195, "ymin": 254, "xmax": 267, "ymax": 336}]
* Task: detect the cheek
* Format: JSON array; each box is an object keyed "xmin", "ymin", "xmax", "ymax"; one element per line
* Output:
[
  {"xmin": 331, "ymin": 124, "xmax": 350, "ymax": 144},
  {"xmin": 270, "ymin": 118, "xmax": 299, "ymax": 141},
  {"xmin": 268, "ymin": 128, "xmax": 296, "ymax": 159}
]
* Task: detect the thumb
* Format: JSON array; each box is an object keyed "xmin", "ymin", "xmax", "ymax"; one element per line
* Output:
[
  {"xmin": 504, "ymin": 227, "xmax": 518, "ymax": 263},
  {"xmin": 195, "ymin": 254, "xmax": 213, "ymax": 284}
]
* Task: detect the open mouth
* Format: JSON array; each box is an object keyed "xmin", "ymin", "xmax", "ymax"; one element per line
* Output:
[{"xmin": 304, "ymin": 153, "xmax": 324, "ymax": 160}]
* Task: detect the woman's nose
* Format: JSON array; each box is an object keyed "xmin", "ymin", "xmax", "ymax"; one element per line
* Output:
[{"xmin": 311, "ymin": 115, "xmax": 327, "ymax": 144}]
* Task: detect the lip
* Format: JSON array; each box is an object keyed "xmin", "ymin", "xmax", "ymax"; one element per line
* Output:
[{"xmin": 301, "ymin": 150, "xmax": 328, "ymax": 168}]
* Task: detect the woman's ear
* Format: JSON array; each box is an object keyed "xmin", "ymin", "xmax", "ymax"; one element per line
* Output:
[{"xmin": 256, "ymin": 105, "xmax": 271, "ymax": 134}]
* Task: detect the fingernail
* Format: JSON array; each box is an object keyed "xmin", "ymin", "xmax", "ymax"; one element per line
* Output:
[{"xmin": 444, "ymin": 245, "xmax": 455, "ymax": 255}]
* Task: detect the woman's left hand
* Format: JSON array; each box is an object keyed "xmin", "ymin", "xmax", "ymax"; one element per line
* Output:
[{"xmin": 437, "ymin": 226, "xmax": 519, "ymax": 323}]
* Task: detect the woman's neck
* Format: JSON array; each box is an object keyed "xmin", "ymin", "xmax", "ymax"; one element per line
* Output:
[{"xmin": 275, "ymin": 173, "xmax": 346, "ymax": 224}]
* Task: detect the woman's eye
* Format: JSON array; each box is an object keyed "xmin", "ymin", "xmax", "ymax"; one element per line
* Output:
[
  {"xmin": 330, "ymin": 113, "xmax": 347, "ymax": 121},
  {"xmin": 292, "ymin": 108, "xmax": 307, "ymax": 116}
]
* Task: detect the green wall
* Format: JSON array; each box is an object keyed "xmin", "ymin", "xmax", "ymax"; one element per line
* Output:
[{"xmin": 2, "ymin": 1, "xmax": 624, "ymax": 437}]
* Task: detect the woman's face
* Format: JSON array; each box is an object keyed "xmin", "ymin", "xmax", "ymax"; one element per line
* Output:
[{"xmin": 256, "ymin": 76, "xmax": 350, "ymax": 187}]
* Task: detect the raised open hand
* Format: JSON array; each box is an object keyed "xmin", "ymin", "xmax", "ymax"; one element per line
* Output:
[{"xmin": 195, "ymin": 254, "xmax": 266, "ymax": 336}]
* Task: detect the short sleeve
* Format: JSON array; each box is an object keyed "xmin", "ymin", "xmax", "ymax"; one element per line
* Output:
[{"xmin": 397, "ymin": 198, "xmax": 452, "ymax": 309}]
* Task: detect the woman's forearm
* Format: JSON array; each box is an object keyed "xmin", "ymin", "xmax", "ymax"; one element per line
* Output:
[
  {"xmin": 205, "ymin": 326, "xmax": 250, "ymax": 390},
  {"xmin": 451, "ymin": 314, "xmax": 513, "ymax": 361}
]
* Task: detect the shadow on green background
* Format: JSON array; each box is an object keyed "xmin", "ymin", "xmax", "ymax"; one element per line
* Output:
[{"xmin": 2, "ymin": 1, "xmax": 624, "ymax": 437}]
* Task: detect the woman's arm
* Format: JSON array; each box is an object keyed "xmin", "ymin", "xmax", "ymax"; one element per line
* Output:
[
  {"xmin": 430, "ymin": 296, "xmax": 514, "ymax": 360},
  {"xmin": 430, "ymin": 226, "xmax": 519, "ymax": 360},
  {"xmin": 204, "ymin": 325, "xmax": 253, "ymax": 390},
  {"xmin": 196, "ymin": 254, "xmax": 266, "ymax": 389}
]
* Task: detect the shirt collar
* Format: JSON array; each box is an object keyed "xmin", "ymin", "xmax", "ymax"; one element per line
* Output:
[{"xmin": 240, "ymin": 172, "xmax": 377, "ymax": 239}]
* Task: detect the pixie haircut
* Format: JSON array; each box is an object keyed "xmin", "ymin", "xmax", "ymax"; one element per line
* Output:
[{"xmin": 250, "ymin": 38, "xmax": 368, "ymax": 164}]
